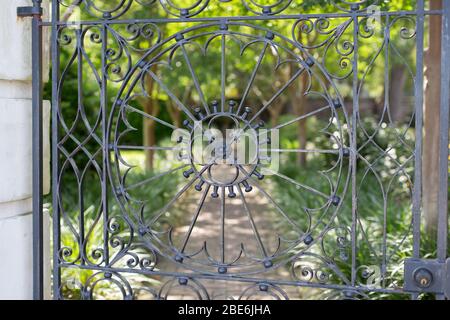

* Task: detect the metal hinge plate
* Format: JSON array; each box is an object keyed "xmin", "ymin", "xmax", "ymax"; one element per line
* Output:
[
  {"xmin": 404, "ymin": 258, "xmax": 450, "ymax": 298},
  {"xmin": 17, "ymin": 6, "xmax": 43, "ymax": 17}
]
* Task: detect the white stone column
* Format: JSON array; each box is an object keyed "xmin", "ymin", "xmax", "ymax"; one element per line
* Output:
[{"xmin": 0, "ymin": 0, "xmax": 51, "ymax": 300}]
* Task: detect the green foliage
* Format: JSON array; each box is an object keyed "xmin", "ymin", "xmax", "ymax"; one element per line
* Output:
[{"xmin": 271, "ymin": 116, "xmax": 439, "ymax": 300}]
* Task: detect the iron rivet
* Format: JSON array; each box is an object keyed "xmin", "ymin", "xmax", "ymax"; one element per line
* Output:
[
  {"xmin": 175, "ymin": 255, "xmax": 184, "ymax": 263},
  {"xmin": 183, "ymin": 168, "xmax": 194, "ymax": 178},
  {"xmin": 178, "ymin": 277, "xmax": 188, "ymax": 285},
  {"xmin": 242, "ymin": 181, "xmax": 253, "ymax": 193},
  {"xmin": 333, "ymin": 99, "xmax": 342, "ymax": 109},
  {"xmin": 104, "ymin": 272, "xmax": 112, "ymax": 279},
  {"xmin": 351, "ymin": 4, "xmax": 360, "ymax": 11},
  {"xmin": 304, "ymin": 235, "xmax": 314, "ymax": 245},
  {"xmin": 195, "ymin": 181, "xmax": 205, "ymax": 191},
  {"xmin": 331, "ymin": 195, "xmax": 341, "ymax": 206},
  {"xmin": 265, "ymin": 32, "xmax": 275, "ymax": 40},
  {"xmin": 242, "ymin": 107, "xmax": 252, "ymax": 119},
  {"xmin": 259, "ymin": 284, "xmax": 269, "ymax": 291},
  {"xmin": 342, "ymin": 148, "xmax": 350, "ymax": 157},
  {"xmin": 183, "ymin": 120, "xmax": 193, "ymax": 130},
  {"xmin": 211, "ymin": 186, "xmax": 220, "ymax": 198},
  {"xmin": 228, "ymin": 100, "xmax": 237, "ymax": 113},
  {"xmin": 218, "ymin": 266, "xmax": 228, "ymax": 274},
  {"xmin": 175, "ymin": 33, "xmax": 184, "ymax": 41},
  {"xmin": 194, "ymin": 107, "xmax": 205, "ymax": 120},
  {"xmin": 253, "ymin": 121, "xmax": 265, "ymax": 130},
  {"xmin": 211, "ymin": 100, "xmax": 219, "ymax": 113},
  {"xmin": 262, "ymin": 7, "xmax": 272, "ymax": 15},
  {"xmin": 305, "ymin": 57, "xmax": 315, "ymax": 67},
  {"xmin": 228, "ymin": 186, "xmax": 236, "ymax": 198},
  {"xmin": 180, "ymin": 9, "xmax": 189, "ymax": 17},
  {"xmin": 253, "ymin": 171, "xmax": 264, "ymax": 181},
  {"xmin": 138, "ymin": 227, "xmax": 148, "ymax": 236},
  {"xmin": 344, "ymin": 291, "xmax": 354, "ymax": 298},
  {"xmin": 263, "ymin": 260, "xmax": 273, "ymax": 268},
  {"xmin": 103, "ymin": 12, "xmax": 112, "ymax": 19}
]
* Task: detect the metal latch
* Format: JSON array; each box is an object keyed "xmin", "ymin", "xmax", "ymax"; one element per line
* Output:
[{"xmin": 404, "ymin": 258, "xmax": 450, "ymax": 298}]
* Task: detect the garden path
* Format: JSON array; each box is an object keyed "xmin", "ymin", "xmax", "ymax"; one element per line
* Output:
[{"xmin": 154, "ymin": 186, "xmax": 306, "ymax": 300}]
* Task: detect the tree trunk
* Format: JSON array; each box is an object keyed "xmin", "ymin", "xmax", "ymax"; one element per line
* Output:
[
  {"xmin": 423, "ymin": 0, "xmax": 442, "ymax": 234},
  {"xmin": 167, "ymin": 85, "xmax": 192, "ymax": 128},
  {"xmin": 143, "ymin": 65, "xmax": 160, "ymax": 172},
  {"xmin": 389, "ymin": 65, "xmax": 408, "ymax": 123},
  {"xmin": 288, "ymin": 66, "xmax": 308, "ymax": 167},
  {"xmin": 297, "ymin": 72, "xmax": 308, "ymax": 167},
  {"xmin": 268, "ymin": 104, "xmax": 283, "ymax": 127},
  {"xmin": 167, "ymin": 102, "xmax": 182, "ymax": 128}
]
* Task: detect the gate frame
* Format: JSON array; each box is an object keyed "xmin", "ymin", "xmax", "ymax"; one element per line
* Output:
[{"xmin": 18, "ymin": 0, "xmax": 450, "ymax": 300}]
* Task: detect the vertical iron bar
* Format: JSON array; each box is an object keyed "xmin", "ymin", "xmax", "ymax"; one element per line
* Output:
[
  {"xmin": 410, "ymin": 0, "xmax": 426, "ymax": 301},
  {"xmin": 437, "ymin": 0, "xmax": 450, "ymax": 263},
  {"xmin": 51, "ymin": 0, "xmax": 61, "ymax": 300},
  {"xmin": 381, "ymin": 14, "xmax": 390, "ymax": 287},
  {"xmin": 32, "ymin": 0, "xmax": 44, "ymax": 300},
  {"xmin": 77, "ymin": 28, "xmax": 85, "ymax": 265},
  {"xmin": 350, "ymin": 11, "xmax": 359, "ymax": 287},
  {"xmin": 220, "ymin": 187, "xmax": 226, "ymax": 264},
  {"xmin": 102, "ymin": 25, "xmax": 110, "ymax": 266},
  {"xmin": 221, "ymin": 33, "xmax": 226, "ymax": 112},
  {"xmin": 412, "ymin": 0, "xmax": 425, "ymax": 260}
]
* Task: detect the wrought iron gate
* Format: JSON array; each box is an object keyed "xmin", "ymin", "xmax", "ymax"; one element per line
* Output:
[{"xmin": 22, "ymin": 0, "xmax": 449, "ymax": 300}]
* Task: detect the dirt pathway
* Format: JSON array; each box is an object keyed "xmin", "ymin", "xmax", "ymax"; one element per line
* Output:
[{"xmin": 155, "ymin": 185, "xmax": 304, "ymax": 300}]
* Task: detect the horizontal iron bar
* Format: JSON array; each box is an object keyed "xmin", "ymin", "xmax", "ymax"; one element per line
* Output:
[
  {"xmin": 40, "ymin": 10, "xmax": 444, "ymax": 27},
  {"xmin": 58, "ymin": 263, "xmax": 407, "ymax": 295}
]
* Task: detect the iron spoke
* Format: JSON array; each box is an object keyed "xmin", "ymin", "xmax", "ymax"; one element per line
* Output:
[
  {"xmin": 150, "ymin": 166, "xmax": 209, "ymax": 225},
  {"xmin": 124, "ymin": 164, "xmax": 189, "ymax": 192},
  {"xmin": 125, "ymin": 104, "xmax": 179, "ymax": 130},
  {"xmin": 239, "ymin": 166, "xmax": 302, "ymax": 233},
  {"xmin": 237, "ymin": 185, "xmax": 269, "ymax": 259},
  {"xmin": 179, "ymin": 43, "xmax": 211, "ymax": 115},
  {"xmin": 237, "ymin": 42, "xmax": 269, "ymax": 114},
  {"xmin": 264, "ymin": 168, "xmax": 330, "ymax": 199},
  {"xmin": 220, "ymin": 186, "xmax": 226, "ymax": 264},
  {"xmin": 180, "ymin": 185, "xmax": 211, "ymax": 254},
  {"xmin": 145, "ymin": 69, "xmax": 197, "ymax": 121},
  {"xmin": 221, "ymin": 34, "xmax": 227, "ymax": 112},
  {"xmin": 250, "ymin": 66, "xmax": 306, "ymax": 123},
  {"xmin": 272, "ymin": 104, "xmax": 331, "ymax": 131}
]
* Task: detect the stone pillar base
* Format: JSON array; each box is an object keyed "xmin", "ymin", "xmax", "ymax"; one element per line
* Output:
[{"xmin": 0, "ymin": 207, "xmax": 50, "ymax": 299}]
